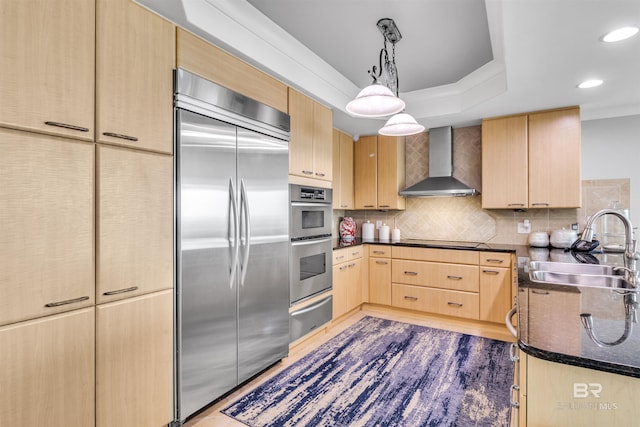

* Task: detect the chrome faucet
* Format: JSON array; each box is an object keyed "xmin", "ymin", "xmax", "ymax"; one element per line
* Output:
[{"xmin": 581, "ymin": 208, "xmax": 639, "ymax": 286}]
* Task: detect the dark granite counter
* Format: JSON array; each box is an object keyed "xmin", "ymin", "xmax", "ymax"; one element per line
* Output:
[{"xmin": 335, "ymin": 238, "xmax": 640, "ymax": 377}]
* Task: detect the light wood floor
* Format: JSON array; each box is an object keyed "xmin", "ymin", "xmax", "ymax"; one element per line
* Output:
[{"xmin": 182, "ymin": 305, "xmax": 516, "ymax": 427}]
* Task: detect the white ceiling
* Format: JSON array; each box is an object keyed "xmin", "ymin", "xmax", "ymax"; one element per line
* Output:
[{"xmin": 138, "ymin": 0, "xmax": 640, "ymax": 137}]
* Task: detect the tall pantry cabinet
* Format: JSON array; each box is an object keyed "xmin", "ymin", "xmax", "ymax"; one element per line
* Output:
[{"xmin": 0, "ymin": 1, "xmax": 175, "ymax": 426}]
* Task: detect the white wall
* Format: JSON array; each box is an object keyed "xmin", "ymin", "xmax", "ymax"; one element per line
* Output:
[{"xmin": 581, "ymin": 114, "xmax": 640, "ymax": 227}]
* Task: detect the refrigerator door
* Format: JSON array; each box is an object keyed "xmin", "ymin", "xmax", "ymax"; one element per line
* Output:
[
  {"xmin": 176, "ymin": 109, "xmax": 239, "ymax": 420},
  {"xmin": 237, "ymin": 127, "xmax": 290, "ymax": 383}
]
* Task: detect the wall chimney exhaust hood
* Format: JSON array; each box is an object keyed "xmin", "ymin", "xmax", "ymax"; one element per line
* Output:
[{"xmin": 399, "ymin": 126, "xmax": 480, "ymax": 197}]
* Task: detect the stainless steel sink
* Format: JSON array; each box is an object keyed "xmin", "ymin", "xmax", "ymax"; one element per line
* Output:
[
  {"xmin": 529, "ymin": 261, "xmax": 615, "ymax": 276},
  {"xmin": 529, "ymin": 270, "xmax": 628, "ymax": 289}
]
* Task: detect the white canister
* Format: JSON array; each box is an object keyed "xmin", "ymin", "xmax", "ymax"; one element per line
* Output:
[
  {"xmin": 362, "ymin": 221, "xmax": 375, "ymax": 241},
  {"xmin": 379, "ymin": 224, "xmax": 390, "ymax": 241},
  {"xmin": 392, "ymin": 228, "xmax": 401, "ymax": 242}
]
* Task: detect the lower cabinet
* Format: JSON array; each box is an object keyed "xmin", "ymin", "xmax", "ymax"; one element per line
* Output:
[
  {"xmin": 369, "ymin": 245, "xmax": 392, "ymax": 305},
  {"xmin": 392, "ymin": 284, "xmax": 480, "ymax": 320},
  {"xmin": 0, "ymin": 308, "xmax": 95, "ymax": 427},
  {"xmin": 522, "ymin": 354, "xmax": 640, "ymax": 426},
  {"xmin": 332, "ymin": 247, "xmax": 363, "ymax": 319},
  {"xmin": 96, "ymin": 289, "xmax": 173, "ymax": 427}
]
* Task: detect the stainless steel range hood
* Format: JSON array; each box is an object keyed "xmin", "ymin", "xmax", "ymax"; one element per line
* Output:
[{"xmin": 399, "ymin": 126, "xmax": 480, "ymax": 197}]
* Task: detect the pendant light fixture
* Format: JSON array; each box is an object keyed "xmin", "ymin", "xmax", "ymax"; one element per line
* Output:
[{"xmin": 346, "ymin": 18, "xmax": 425, "ymax": 136}]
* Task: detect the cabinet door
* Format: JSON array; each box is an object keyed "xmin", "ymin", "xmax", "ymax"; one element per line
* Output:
[
  {"xmin": 96, "ymin": 0, "xmax": 175, "ymax": 154},
  {"xmin": 0, "ymin": 308, "xmax": 95, "ymax": 427},
  {"xmin": 346, "ymin": 258, "xmax": 362, "ymax": 311},
  {"xmin": 377, "ymin": 135, "xmax": 406, "ymax": 210},
  {"xmin": 481, "ymin": 115, "xmax": 528, "ymax": 209},
  {"xmin": 354, "ymin": 135, "xmax": 378, "ymax": 209},
  {"xmin": 97, "ymin": 145, "xmax": 173, "ymax": 303},
  {"xmin": 332, "ymin": 129, "xmax": 354, "ymax": 209},
  {"xmin": 289, "ymin": 88, "xmax": 315, "ymax": 178},
  {"xmin": 96, "ymin": 290, "xmax": 173, "ymax": 427},
  {"xmin": 369, "ymin": 257, "xmax": 391, "ymax": 305},
  {"xmin": 0, "ymin": 0, "xmax": 94, "ymax": 140},
  {"xmin": 332, "ymin": 262, "xmax": 349, "ymax": 319},
  {"xmin": 528, "ymin": 107, "xmax": 581, "ymax": 208},
  {"xmin": 479, "ymin": 266, "xmax": 511, "ymax": 323},
  {"xmin": 0, "ymin": 129, "xmax": 94, "ymax": 326},
  {"xmin": 312, "ymin": 101, "xmax": 333, "ymax": 181}
]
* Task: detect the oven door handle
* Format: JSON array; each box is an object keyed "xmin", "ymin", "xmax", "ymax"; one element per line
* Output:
[
  {"xmin": 291, "ymin": 237, "xmax": 332, "ymax": 246},
  {"xmin": 290, "ymin": 202, "xmax": 331, "ymax": 208}
]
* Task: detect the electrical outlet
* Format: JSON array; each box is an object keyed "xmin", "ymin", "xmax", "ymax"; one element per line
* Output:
[{"xmin": 517, "ymin": 220, "xmax": 531, "ymax": 234}]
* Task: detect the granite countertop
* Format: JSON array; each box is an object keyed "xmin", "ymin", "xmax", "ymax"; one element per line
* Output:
[
  {"xmin": 337, "ymin": 238, "xmax": 640, "ymax": 377},
  {"xmin": 517, "ymin": 249, "xmax": 640, "ymax": 378}
]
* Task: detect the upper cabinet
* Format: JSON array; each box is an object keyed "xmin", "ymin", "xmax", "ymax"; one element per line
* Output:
[
  {"xmin": 0, "ymin": 0, "xmax": 95, "ymax": 141},
  {"xmin": 96, "ymin": 0, "xmax": 175, "ymax": 154},
  {"xmin": 332, "ymin": 129, "xmax": 354, "ymax": 209},
  {"xmin": 289, "ymin": 88, "xmax": 333, "ymax": 182},
  {"xmin": 482, "ymin": 106, "xmax": 581, "ymax": 209},
  {"xmin": 0, "ymin": 128, "xmax": 95, "ymax": 326},
  {"xmin": 177, "ymin": 28, "xmax": 288, "ymax": 113},
  {"xmin": 354, "ymin": 135, "xmax": 406, "ymax": 210}
]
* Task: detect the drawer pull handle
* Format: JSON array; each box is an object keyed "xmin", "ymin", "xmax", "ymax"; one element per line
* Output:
[
  {"xmin": 531, "ymin": 290, "xmax": 550, "ymax": 295},
  {"xmin": 375, "ymin": 260, "xmax": 389, "ymax": 265},
  {"xmin": 531, "ymin": 202, "xmax": 549, "ymax": 207},
  {"xmin": 45, "ymin": 296, "xmax": 90, "ymax": 308},
  {"xmin": 340, "ymin": 205, "xmax": 349, "ymax": 208},
  {"xmin": 336, "ymin": 255, "xmax": 345, "ymax": 260},
  {"xmin": 447, "ymin": 275, "xmax": 463, "ymax": 280},
  {"xmin": 507, "ymin": 203, "xmax": 525, "ymax": 207},
  {"xmin": 348, "ymin": 263, "xmax": 356, "ymax": 268},
  {"xmin": 44, "ymin": 121, "xmax": 89, "ymax": 132},
  {"xmin": 315, "ymin": 172, "xmax": 325, "ymax": 177},
  {"xmin": 373, "ymin": 251, "xmax": 385, "ymax": 255},
  {"xmin": 482, "ymin": 269, "xmax": 500, "ymax": 275},
  {"xmin": 351, "ymin": 252, "xmax": 360, "ymax": 257},
  {"xmin": 339, "ymin": 265, "xmax": 348, "ymax": 271},
  {"xmin": 103, "ymin": 286, "xmax": 139, "ymax": 296},
  {"xmin": 364, "ymin": 205, "xmax": 375, "ymax": 208},
  {"xmin": 302, "ymin": 170, "xmax": 314, "ymax": 175},
  {"xmin": 485, "ymin": 258, "xmax": 504, "ymax": 263},
  {"xmin": 403, "ymin": 296, "xmax": 418, "ymax": 301},
  {"xmin": 447, "ymin": 302, "xmax": 463, "ymax": 307},
  {"xmin": 379, "ymin": 205, "xmax": 390, "ymax": 208},
  {"xmin": 103, "ymin": 132, "xmax": 139, "ymax": 142},
  {"xmin": 404, "ymin": 271, "xmax": 418, "ymax": 276}
]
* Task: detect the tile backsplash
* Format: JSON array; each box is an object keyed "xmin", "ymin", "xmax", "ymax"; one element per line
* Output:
[{"xmin": 333, "ymin": 125, "xmax": 631, "ymax": 245}]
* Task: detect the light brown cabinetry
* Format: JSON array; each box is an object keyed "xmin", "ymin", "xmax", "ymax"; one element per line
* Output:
[
  {"xmin": 96, "ymin": 290, "xmax": 173, "ymax": 427},
  {"xmin": 0, "ymin": 308, "xmax": 95, "ymax": 427},
  {"xmin": 332, "ymin": 129, "xmax": 354, "ymax": 209},
  {"xmin": 0, "ymin": 129, "xmax": 94, "ymax": 326},
  {"xmin": 96, "ymin": 0, "xmax": 175, "ymax": 154},
  {"xmin": 289, "ymin": 88, "xmax": 333, "ymax": 182},
  {"xmin": 482, "ymin": 106, "xmax": 581, "ymax": 209},
  {"xmin": 176, "ymin": 28, "xmax": 288, "ymax": 113},
  {"xmin": 96, "ymin": 145, "xmax": 173, "ymax": 303},
  {"xmin": 522, "ymin": 354, "xmax": 640, "ymax": 426},
  {"xmin": 332, "ymin": 247, "xmax": 363, "ymax": 319},
  {"xmin": 369, "ymin": 245, "xmax": 392, "ymax": 305},
  {"xmin": 354, "ymin": 135, "xmax": 406, "ymax": 210},
  {"xmin": 479, "ymin": 252, "xmax": 513, "ymax": 323},
  {"xmin": 386, "ymin": 247, "xmax": 512, "ymax": 323},
  {"xmin": 0, "ymin": 0, "xmax": 95, "ymax": 140}
]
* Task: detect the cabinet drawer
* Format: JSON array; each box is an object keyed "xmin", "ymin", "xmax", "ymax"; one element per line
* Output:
[
  {"xmin": 392, "ymin": 246, "xmax": 479, "ymax": 264},
  {"xmin": 391, "ymin": 284, "xmax": 479, "ymax": 320},
  {"xmin": 479, "ymin": 252, "xmax": 511, "ymax": 267},
  {"xmin": 392, "ymin": 260, "xmax": 479, "ymax": 292},
  {"xmin": 369, "ymin": 244, "xmax": 391, "ymax": 258},
  {"xmin": 290, "ymin": 295, "xmax": 332, "ymax": 343},
  {"xmin": 332, "ymin": 248, "xmax": 349, "ymax": 265},
  {"xmin": 346, "ymin": 246, "xmax": 363, "ymax": 260}
]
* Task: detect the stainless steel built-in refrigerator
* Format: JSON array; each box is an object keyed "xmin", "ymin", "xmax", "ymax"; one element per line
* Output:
[{"xmin": 174, "ymin": 69, "xmax": 290, "ymax": 424}]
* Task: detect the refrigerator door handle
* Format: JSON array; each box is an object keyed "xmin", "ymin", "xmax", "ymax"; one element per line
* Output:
[
  {"xmin": 228, "ymin": 178, "xmax": 240, "ymax": 289},
  {"xmin": 239, "ymin": 179, "xmax": 251, "ymax": 286}
]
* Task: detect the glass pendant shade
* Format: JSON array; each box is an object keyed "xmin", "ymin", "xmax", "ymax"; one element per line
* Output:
[
  {"xmin": 346, "ymin": 83, "xmax": 405, "ymax": 118},
  {"xmin": 379, "ymin": 112, "xmax": 425, "ymax": 136}
]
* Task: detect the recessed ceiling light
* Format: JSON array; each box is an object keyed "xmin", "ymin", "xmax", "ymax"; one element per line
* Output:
[
  {"xmin": 578, "ymin": 79, "xmax": 604, "ymax": 89},
  {"xmin": 602, "ymin": 26, "xmax": 639, "ymax": 42}
]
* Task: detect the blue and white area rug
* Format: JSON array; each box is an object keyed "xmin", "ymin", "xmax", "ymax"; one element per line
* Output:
[{"xmin": 223, "ymin": 316, "xmax": 513, "ymax": 426}]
